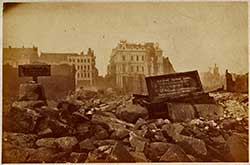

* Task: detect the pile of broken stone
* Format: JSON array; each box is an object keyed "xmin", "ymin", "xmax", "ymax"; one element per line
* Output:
[{"xmin": 2, "ymin": 87, "xmax": 248, "ymax": 163}]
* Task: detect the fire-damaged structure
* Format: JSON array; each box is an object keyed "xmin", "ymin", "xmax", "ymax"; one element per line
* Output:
[
  {"xmin": 3, "ymin": 69, "xmax": 248, "ymax": 163},
  {"xmin": 133, "ymin": 70, "xmax": 220, "ymax": 120},
  {"xmin": 225, "ymin": 70, "xmax": 248, "ymax": 93},
  {"xmin": 107, "ymin": 40, "xmax": 175, "ymax": 94}
]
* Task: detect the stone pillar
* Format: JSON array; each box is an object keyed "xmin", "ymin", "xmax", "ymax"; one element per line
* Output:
[{"xmin": 18, "ymin": 81, "xmax": 46, "ymax": 101}]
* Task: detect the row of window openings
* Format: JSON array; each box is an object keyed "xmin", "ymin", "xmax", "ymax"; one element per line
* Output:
[
  {"xmin": 122, "ymin": 55, "xmax": 144, "ymax": 61},
  {"xmin": 77, "ymin": 72, "xmax": 91, "ymax": 78},
  {"xmin": 121, "ymin": 46, "xmax": 145, "ymax": 50},
  {"xmin": 69, "ymin": 58, "xmax": 92, "ymax": 63},
  {"xmin": 76, "ymin": 65, "xmax": 90, "ymax": 70},
  {"xmin": 122, "ymin": 66, "xmax": 144, "ymax": 72}
]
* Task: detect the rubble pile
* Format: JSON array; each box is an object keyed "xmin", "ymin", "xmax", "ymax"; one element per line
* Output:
[{"xmin": 2, "ymin": 89, "xmax": 249, "ymax": 163}]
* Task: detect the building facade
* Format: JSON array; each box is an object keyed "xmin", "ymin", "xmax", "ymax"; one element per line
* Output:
[
  {"xmin": 107, "ymin": 40, "xmax": 175, "ymax": 94},
  {"xmin": 200, "ymin": 64, "xmax": 224, "ymax": 91},
  {"xmin": 3, "ymin": 46, "xmax": 39, "ymax": 67},
  {"xmin": 225, "ymin": 70, "xmax": 248, "ymax": 93},
  {"xmin": 39, "ymin": 48, "xmax": 98, "ymax": 87}
]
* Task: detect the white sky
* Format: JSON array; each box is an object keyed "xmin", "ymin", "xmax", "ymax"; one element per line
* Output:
[{"xmin": 3, "ymin": 2, "xmax": 248, "ymax": 76}]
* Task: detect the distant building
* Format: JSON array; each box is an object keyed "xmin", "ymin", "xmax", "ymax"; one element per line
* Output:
[
  {"xmin": 225, "ymin": 70, "xmax": 248, "ymax": 93},
  {"xmin": 107, "ymin": 40, "xmax": 175, "ymax": 94},
  {"xmin": 39, "ymin": 48, "xmax": 98, "ymax": 87},
  {"xmin": 3, "ymin": 46, "xmax": 39, "ymax": 67},
  {"xmin": 200, "ymin": 64, "xmax": 224, "ymax": 91}
]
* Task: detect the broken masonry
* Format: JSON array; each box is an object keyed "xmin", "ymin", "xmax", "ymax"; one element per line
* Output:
[{"xmin": 133, "ymin": 70, "xmax": 223, "ymax": 122}]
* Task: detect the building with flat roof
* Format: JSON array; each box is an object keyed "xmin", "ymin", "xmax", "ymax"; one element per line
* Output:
[
  {"xmin": 107, "ymin": 40, "xmax": 175, "ymax": 94},
  {"xmin": 3, "ymin": 46, "xmax": 39, "ymax": 67},
  {"xmin": 39, "ymin": 48, "xmax": 98, "ymax": 87}
]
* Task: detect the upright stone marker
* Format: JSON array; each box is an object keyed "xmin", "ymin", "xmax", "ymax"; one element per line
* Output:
[
  {"xmin": 145, "ymin": 70, "xmax": 204, "ymax": 103},
  {"xmin": 18, "ymin": 64, "xmax": 51, "ymax": 82},
  {"xmin": 18, "ymin": 64, "xmax": 51, "ymax": 101}
]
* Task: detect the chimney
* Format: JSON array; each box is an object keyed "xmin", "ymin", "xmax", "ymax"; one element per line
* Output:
[{"xmin": 88, "ymin": 48, "xmax": 91, "ymax": 55}]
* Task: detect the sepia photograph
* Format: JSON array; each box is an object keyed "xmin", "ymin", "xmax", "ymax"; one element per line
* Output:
[{"xmin": 1, "ymin": 1, "xmax": 249, "ymax": 163}]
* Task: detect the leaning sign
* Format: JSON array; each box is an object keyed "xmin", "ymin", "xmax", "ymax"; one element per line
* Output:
[
  {"xmin": 18, "ymin": 64, "xmax": 51, "ymax": 82},
  {"xmin": 145, "ymin": 70, "xmax": 204, "ymax": 103}
]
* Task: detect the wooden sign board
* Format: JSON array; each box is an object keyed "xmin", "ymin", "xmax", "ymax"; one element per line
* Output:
[
  {"xmin": 145, "ymin": 70, "xmax": 204, "ymax": 103},
  {"xmin": 18, "ymin": 64, "xmax": 51, "ymax": 77}
]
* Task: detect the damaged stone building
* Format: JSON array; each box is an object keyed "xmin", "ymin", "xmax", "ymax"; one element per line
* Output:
[
  {"xmin": 107, "ymin": 40, "xmax": 175, "ymax": 94},
  {"xmin": 200, "ymin": 64, "xmax": 224, "ymax": 91},
  {"xmin": 3, "ymin": 46, "xmax": 39, "ymax": 66},
  {"xmin": 3, "ymin": 46, "xmax": 76, "ymax": 99},
  {"xmin": 39, "ymin": 48, "xmax": 98, "ymax": 88},
  {"xmin": 225, "ymin": 70, "xmax": 248, "ymax": 93}
]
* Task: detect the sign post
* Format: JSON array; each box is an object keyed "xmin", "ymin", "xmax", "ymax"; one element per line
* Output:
[
  {"xmin": 18, "ymin": 64, "xmax": 51, "ymax": 83},
  {"xmin": 145, "ymin": 70, "xmax": 204, "ymax": 103}
]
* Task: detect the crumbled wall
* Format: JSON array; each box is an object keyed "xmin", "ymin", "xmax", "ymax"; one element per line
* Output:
[
  {"xmin": 225, "ymin": 70, "xmax": 248, "ymax": 93},
  {"xmin": 3, "ymin": 64, "xmax": 75, "ymax": 100}
]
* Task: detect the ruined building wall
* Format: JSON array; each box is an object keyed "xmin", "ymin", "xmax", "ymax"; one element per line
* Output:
[
  {"xmin": 3, "ymin": 47, "xmax": 39, "ymax": 67},
  {"xmin": 200, "ymin": 65, "xmax": 224, "ymax": 91},
  {"xmin": 39, "ymin": 48, "xmax": 98, "ymax": 88},
  {"xmin": 107, "ymin": 41, "xmax": 175, "ymax": 94},
  {"xmin": 3, "ymin": 64, "xmax": 75, "ymax": 100},
  {"xmin": 225, "ymin": 70, "xmax": 248, "ymax": 93}
]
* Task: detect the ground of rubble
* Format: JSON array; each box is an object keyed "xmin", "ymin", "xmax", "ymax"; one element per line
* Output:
[{"xmin": 2, "ymin": 89, "xmax": 249, "ymax": 163}]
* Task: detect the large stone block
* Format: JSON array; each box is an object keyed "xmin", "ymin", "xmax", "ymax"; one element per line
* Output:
[
  {"xmin": 35, "ymin": 138, "xmax": 57, "ymax": 148},
  {"xmin": 194, "ymin": 104, "xmax": 223, "ymax": 120},
  {"xmin": 19, "ymin": 82, "xmax": 46, "ymax": 101},
  {"xmin": 108, "ymin": 142, "xmax": 135, "ymax": 162},
  {"xmin": 159, "ymin": 144, "xmax": 191, "ymax": 162},
  {"xmin": 167, "ymin": 103, "xmax": 196, "ymax": 122},
  {"xmin": 4, "ymin": 107, "xmax": 41, "ymax": 133},
  {"xmin": 129, "ymin": 132, "xmax": 148, "ymax": 152},
  {"xmin": 55, "ymin": 136, "xmax": 78, "ymax": 152},
  {"xmin": 144, "ymin": 142, "xmax": 172, "ymax": 161},
  {"xmin": 162, "ymin": 123, "xmax": 184, "ymax": 141},
  {"xmin": 116, "ymin": 104, "xmax": 148, "ymax": 123},
  {"xmin": 176, "ymin": 135, "xmax": 207, "ymax": 157},
  {"xmin": 79, "ymin": 138, "xmax": 96, "ymax": 151},
  {"xmin": 224, "ymin": 133, "xmax": 248, "ymax": 162},
  {"xmin": 3, "ymin": 132, "xmax": 38, "ymax": 148}
]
